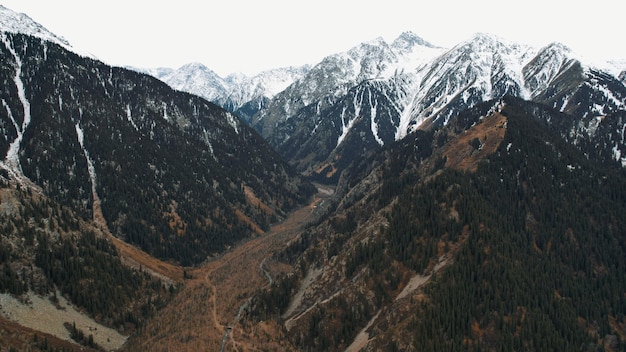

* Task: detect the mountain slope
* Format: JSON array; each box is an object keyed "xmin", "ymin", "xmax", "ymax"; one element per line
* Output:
[
  {"xmin": 0, "ymin": 29, "xmax": 315, "ymax": 266},
  {"xmin": 274, "ymin": 74, "xmax": 419, "ymax": 183},
  {"xmin": 242, "ymin": 97, "xmax": 626, "ymax": 351}
]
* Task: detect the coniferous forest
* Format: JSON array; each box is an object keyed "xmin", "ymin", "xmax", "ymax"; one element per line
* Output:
[
  {"xmin": 394, "ymin": 104, "xmax": 626, "ymax": 351},
  {"xmin": 248, "ymin": 98, "xmax": 626, "ymax": 351}
]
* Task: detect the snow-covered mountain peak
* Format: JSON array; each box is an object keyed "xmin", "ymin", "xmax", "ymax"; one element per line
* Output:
[
  {"xmin": 391, "ymin": 32, "xmax": 446, "ymax": 73},
  {"xmin": 467, "ymin": 32, "xmax": 505, "ymax": 44},
  {"xmin": 391, "ymin": 31, "xmax": 436, "ymax": 51},
  {"xmin": 534, "ymin": 42, "xmax": 576, "ymax": 64},
  {"xmin": 226, "ymin": 65, "xmax": 311, "ymax": 98},
  {"xmin": 353, "ymin": 36, "xmax": 388, "ymax": 49},
  {"xmin": 346, "ymin": 37, "xmax": 392, "ymax": 60},
  {"xmin": 544, "ymin": 41, "xmax": 572, "ymax": 53},
  {"xmin": 153, "ymin": 62, "xmax": 228, "ymax": 103},
  {"xmin": 600, "ymin": 59, "xmax": 626, "ymax": 81},
  {"xmin": 330, "ymin": 33, "xmax": 445, "ymax": 82},
  {"xmin": 396, "ymin": 34, "xmax": 541, "ymax": 139},
  {"xmin": 0, "ymin": 5, "xmax": 71, "ymax": 50},
  {"xmin": 454, "ymin": 32, "xmax": 533, "ymax": 58},
  {"xmin": 133, "ymin": 62, "xmax": 311, "ymax": 119},
  {"xmin": 542, "ymin": 42, "xmax": 620, "ymax": 75},
  {"xmin": 179, "ymin": 61, "xmax": 213, "ymax": 72},
  {"xmin": 173, "ymin": 62, "xmax": 224, "ymax": 82}
]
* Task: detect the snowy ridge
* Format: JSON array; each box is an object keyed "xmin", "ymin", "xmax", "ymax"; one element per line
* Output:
[
  {"xmin": 224, "ymin": 66, "xmax": 311, "ymax": 105},
  {"xmin": 0, "ymin": 4, "xmax": 91, "ymax": 58},
  {"xmin": 396, "ymin": 33, "xmax": 538, "ymax": 139},
  {"xmin": 255, "ymin": 32, "xmax": 444, "ymax": 138},
  {"xmin": 0, "ymin": 5, "xmax": 70, "ymax": 48},
  {"xmin": 153, "ymin": 62, "xmax": 229, "ymax": 103},
  {"xmin": 396, "ymin": 34, "xmax": 626, "ymax": 139},
  {"xmin": 523, "ymin": 43, "xmax": 575, "ymax": 98},
  {"xmin": 257, "ymin": 31, "xmax": 626, "ymax": 180}
]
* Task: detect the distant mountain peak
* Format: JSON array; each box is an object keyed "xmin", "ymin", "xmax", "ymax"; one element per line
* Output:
[
  {"xmin": 346, "ymin": 36, "xmax": 392, "ymax": 61},
  {"xmin": 178, "ymin": 61, "xmax": 213, "ymax": 71},
  {"xmin": 392, "ymin": 31, "xmax": 437, "ymax": 49},
  {"xmin": 362, "ymin": 36, "xmax": 388, "ymax": 46},
  {"xmin": 543, "ymin": 41, "xmax": 572, "ymax": 53}
]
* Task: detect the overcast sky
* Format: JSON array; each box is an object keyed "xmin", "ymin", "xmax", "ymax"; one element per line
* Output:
[{"xmin": 1, "ymin": 0, "xmax": 624, "ymax": 76}]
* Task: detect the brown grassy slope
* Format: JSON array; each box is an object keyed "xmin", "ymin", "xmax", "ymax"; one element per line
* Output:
[{"xmin": 443, "ymin": 112, "xmax": 507, "ymax": 172}]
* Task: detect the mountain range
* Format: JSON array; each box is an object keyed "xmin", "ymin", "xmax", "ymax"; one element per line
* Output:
[
  {"xmin": 2, "ymin": 3, "xmax": 626, "ymax": 351},
  {"xmin": 140, "ymin": 31, "xmax": 626, "ymax": 182}
]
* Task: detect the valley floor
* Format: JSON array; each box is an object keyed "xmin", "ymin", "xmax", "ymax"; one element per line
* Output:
[{"xmin": 122, "ymin": 184, "xmax": 333, "ymax": 351}]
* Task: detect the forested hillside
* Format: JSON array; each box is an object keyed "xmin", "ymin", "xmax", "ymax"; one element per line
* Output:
[
  {"xmin": 0, "ymin": 32, "xmax": 315, "ymax": 266},
  {"xmin": 0, "ymin": 176, "xmax": 175, "ymax": 349},
  {"xmin": 246, "ymin": 98, "xmax": 626, "ymax": 351}
]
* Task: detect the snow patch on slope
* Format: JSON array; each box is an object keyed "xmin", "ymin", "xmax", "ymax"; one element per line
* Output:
[
  {"xmin": 226, "ymin": 112, "xmax": 239, "ymax": 134},
  {"xmin": 337, "ymin": 106, "xmax": 356, "ymax": 147},
  {"xmin": 1, "ymin": 32, "xmax": 31, "ymax": 179},
  {"xmin": 75, "ymin": 119, "xmax": 100, "ymax": 212},
  {"xmin": 368, "ymin": 90, "xmax": 384, "ymax": 146},
  {"xmin": 126, "ymin": 104, "xmax": 139, "ymax": 131}
]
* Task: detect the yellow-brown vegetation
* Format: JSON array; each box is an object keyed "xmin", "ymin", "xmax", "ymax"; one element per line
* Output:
[{"xmin": 443, "ymin": 113, "xmax": 507, "ymax": 172}]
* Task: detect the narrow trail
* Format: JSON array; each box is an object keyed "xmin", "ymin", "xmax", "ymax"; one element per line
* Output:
[{"xmin": 210, "ymin": 283, "xmax": 224, "ymax": 335}]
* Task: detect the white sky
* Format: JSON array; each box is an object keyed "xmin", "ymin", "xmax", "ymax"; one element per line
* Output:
[{"xmin": 1, "ymin": 0, "xmax": 624, "ymax": 76}]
